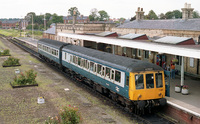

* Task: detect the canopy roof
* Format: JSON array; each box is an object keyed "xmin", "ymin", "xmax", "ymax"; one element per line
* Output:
[{"xmin": 58, "ymin": 33, "xmax": 200, "ymax": 59}]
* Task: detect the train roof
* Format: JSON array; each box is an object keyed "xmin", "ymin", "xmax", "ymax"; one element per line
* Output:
[
  {"xmin": 38, "ymin": 39, "xmax": 68, "ymax": 49},
  {"xmin": 62, "ymin": 44, "xmax": 163, "ymax": 72}
]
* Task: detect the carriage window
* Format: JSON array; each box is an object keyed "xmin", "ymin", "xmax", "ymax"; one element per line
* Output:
[
  {"xmin": 81, "ymin": 59, "xmax": 84, "ymax": 67},
  {"xmin": 90, "ymin": 62, "xmax": 94, "ymax": 72},
  {"xmin": 156, "ymin": 73, "xmax": 163, "ymax": 88},
  {"xmin": 106, "ymin": 67, "xmax": 111, "ymax": 78},
  {"xmin": 65, "ymin": 53, "xmax": 67, "ymax": 60},
  {"xmin": 70, "ymin": 55, "xmax": 73, "ymax": 62},
  {"xmin": 97, "ymin": 64, "xmax": 102, "ymax": 74},
  {"xmin": 75, "ymin": 57, "xmax": 78, "ymax": 64},
  {"xmin": 56, "ymin": 50, "xmax": 58, "ymax": 56},
  {"xmin": 115, "ymin": 71, "xmax": 121, "ymax": 83},
  {"xmin": 126, "ymin": 76, "xmax": 129, "ymax": 86},
  {"xmin": 146, "ymin": 74, "xmax": 154, "ymax": 89},
  {"xmin": 84, "ymin": 60, "xmax": 87, "ymax": 68},
  {"xmin": 87, "ymin": 61, "xmax": 90, "ymax": 70},
  {"xmin": 111, "ymin": 70, "xmax": 115, "ymax": 80},
  {"xmin": 78, "ymin": 57, "xmax": 81, "ymax": 66},
  {"xmin": 73, "ymin": 56, "xmax": 76, "ymax": 63},
  {"xmin": 135, "ymin": 74, "xmax": 144, "ymax": 89},
  {"xmin": 102, "ymin": 67, "xmax": 105, "ymax": 76},
  {"xmin": 94, "ymin": 64, "xmax": 97, "ymax": 73}
]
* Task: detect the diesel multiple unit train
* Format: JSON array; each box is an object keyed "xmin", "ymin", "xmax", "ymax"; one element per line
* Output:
[{"xmin": 38, "ymin": 39, "xmax": 166, "ymax": 113}]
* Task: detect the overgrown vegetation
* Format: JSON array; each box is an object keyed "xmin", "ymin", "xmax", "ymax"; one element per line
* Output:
[
  {"xmin": 0, "ymin": 49, "xmax": 10, "ymax": 56},
  {"xmin": 2, "ymin": 56, "xmax": 20, "ymax": 67},
  {"xmin": 0, "ymin": 29, "xmax": 43, "ymax": 39},
  {"xmin": 12, "ymin": 69, "xmax": 37, "ymax": 86},
  {"xmin": 45, "ymin": 105, "xmax": 81, "ymax": 124}
]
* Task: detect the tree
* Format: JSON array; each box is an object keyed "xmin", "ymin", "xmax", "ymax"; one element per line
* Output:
[
  {"xmin": 165, "ymin": 11, "xmax": 174, "ymax": 19},
  {"xmin": 193, "ymin": 11, "xmax": 200, "ymax": 18},
  {"xmin": 130, "ymin": 16, "xmax": 136, "ymax": 21},
  {"xmin": 158, "ymin": 13, "xmax": 166, "ymax": 19},
  {"xmin": 98, "ymin": 10, "xmax": 109, "ymax": 21},
  {"xmin": 68, "ymin": 7, "xmax": 80, "ymax": 16},
  {"xmin": 173, "ymin": 10, "xmax": 182, "ymax": 18},
  {"xmin": 51, "ymin": 13, "xmax": 63, "ymax": 23},
  {"xmin": 146, "ymin": 10, "xmax": 158, "ymax": 20},
  {"xmin": 89, "ymin": 8, "xmax": 99, "ymax": 21}
]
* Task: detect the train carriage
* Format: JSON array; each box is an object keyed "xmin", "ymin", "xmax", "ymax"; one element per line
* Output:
[
  {"xmin": 37, "ymin": 39, "xmax": 68, "ymax": 66},
  {"xmin": 38, "ymin": 39, "xmax": 166, "ymax": 112}
]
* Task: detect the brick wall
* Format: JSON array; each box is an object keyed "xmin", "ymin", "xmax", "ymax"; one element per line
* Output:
[{"xmin": 163, "ymin": 104, "xmax": 200, "ymax": 124}]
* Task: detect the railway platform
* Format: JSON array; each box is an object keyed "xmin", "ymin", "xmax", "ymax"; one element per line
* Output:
[{"xmin": 12, "ymin": 37, "xmax": 200, "ymax": 124}]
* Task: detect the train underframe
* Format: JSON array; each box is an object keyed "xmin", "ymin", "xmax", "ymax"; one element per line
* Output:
[{"xmin": 40, "ymin": 54, "xmax": 166, "ymax": 114}]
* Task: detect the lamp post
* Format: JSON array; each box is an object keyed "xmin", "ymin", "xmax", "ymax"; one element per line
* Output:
[
  {"xmin": 72, "ymin": 9, "xmax": 77, "ymax": 34},
  {"xmin": 28, "ymin": 14, "xmax": 34, "ymax": 39}
]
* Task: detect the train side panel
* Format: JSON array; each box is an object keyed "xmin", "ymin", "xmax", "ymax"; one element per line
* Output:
[{"xmin": 61, "ymin": 52, "xmax": 129, "ymax": 99}]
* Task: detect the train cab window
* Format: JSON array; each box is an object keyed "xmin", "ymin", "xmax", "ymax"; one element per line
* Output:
[
  {"xmin": 106, "ymin": 67, "xmax": 111, "ymax": 78},
  {"xmin": 156, "ymin": 73, "xmax": 163, "ymax": 88},
  {"xmin": 146, "ymin": 74, "xmax": 154, "ymax": 89},
  {"xmin": 90, "ymin": 62, "xmax": 94, "ymax": 72},
  {"xmin": 97, "ymin": 64, "xmax": 102, "ymax": 75},
  {"xmin": 78, "ymin": 57, "xmax": 81, "ymax": 66},
  {"xmin": 135, "ymin": 74, "xmax": 144, "ymax": 89},
  {"xmin": 115, "ymin": 71, "xmax": 121, "ymax": 83}
]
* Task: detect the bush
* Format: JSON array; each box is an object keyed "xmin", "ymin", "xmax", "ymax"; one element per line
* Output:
[
  {"xmin": 13, "ymin": 69, "xmax": 37, "ymax": 86},
  {"xmin": 45, "ymin": 105, "xmax": 81, "ymax": 124},
  {"xmin": 0, "ymin": 49, "xmax": 10, "ymax": 56},
  {"xmin": 2, "ymin": 56, "xmax": 20, "ymax": 66}
]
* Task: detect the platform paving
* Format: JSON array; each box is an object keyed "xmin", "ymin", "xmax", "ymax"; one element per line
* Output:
[{"xmin": 167, "ymin": 74, "xmax": 200, "ymax": 116}]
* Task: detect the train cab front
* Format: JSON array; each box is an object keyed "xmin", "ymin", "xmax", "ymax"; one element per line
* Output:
[{"xmin": 129, "ymin": 70, "xmax": 167, "ymax": 110}]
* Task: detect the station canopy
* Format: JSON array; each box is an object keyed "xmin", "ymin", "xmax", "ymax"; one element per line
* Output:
[
  {"xmin": 118, "ymin": 33, "xmax": 146, "ymax": 40},
  {"xmin": 58, "ymin": 32, "xmax": 200, "ymax": 59},
  {"xmin": 154, "ymin": 36, "xmax": 193, "ymax": 44}
]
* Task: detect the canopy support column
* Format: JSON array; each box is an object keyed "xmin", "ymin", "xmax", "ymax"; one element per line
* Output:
[
  {"xmin": 112, "ymin": 45, "xmax": 115, "ymax": 55},
  {"xmin": 181, "ymin": 56, "xmax": 184, "ymax": 86}
]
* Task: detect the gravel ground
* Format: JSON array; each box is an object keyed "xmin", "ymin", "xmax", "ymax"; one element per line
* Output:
[{"xmin": 0, "ymin": 37, "xmax": 138, "ymax": 124}]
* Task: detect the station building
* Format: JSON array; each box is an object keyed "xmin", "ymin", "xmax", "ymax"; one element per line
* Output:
[{"xmin": 44, "ymin": 3, "xmax": 200, "ymax": 77}]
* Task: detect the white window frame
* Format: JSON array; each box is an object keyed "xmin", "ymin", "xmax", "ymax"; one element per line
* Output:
[
  {"xmin": 190, "ymin": 57, "xmax": 194, "ymax": 67},
  {"xmin": 137, "ymin": 49, "xmax": 141, "ymax": 57}
]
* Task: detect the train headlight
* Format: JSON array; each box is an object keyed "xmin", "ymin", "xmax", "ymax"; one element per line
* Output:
[
  {"xmin": 158, "ymin": 93, "xmax": 163, "ymax": 97},
  {"xmin": 137, "ymin": 94, "xmax": 142, "ymax": 100}
]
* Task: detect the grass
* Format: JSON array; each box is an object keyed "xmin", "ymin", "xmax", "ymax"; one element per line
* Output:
[{"xmin": 0, "ymin": 29, "xmax": 43, "ymax": 38}]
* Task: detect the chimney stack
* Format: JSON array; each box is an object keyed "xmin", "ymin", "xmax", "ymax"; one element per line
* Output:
[
  {"xmin": 135, "ymin": 7, "xmax": 145, "ymax": 21},
  {"xmin": 181, "ymin": 3, "xmax": 194, "ymax": 20}
]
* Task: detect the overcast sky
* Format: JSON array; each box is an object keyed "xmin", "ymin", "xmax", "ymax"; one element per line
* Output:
[{"xmin": 1, "ymin": 0, "xmax": 200, "ymax": 19}]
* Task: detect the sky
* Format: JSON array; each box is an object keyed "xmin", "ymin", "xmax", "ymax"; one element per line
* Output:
[{"xmin": 1, "ymin": 0, "xmax": 200, "ymax": 19}]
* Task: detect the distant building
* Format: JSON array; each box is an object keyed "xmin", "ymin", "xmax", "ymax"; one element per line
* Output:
[
  {"xmin": 1, "ymin": 19, "xmax": 28, "ymax": 29},
  {"xmin": 2, "ymin": 20, "xmax": 20, "ymax": 29},
  {"xmin": 0, "ymin": 21, "xmax": 2, "ymax": 27},
  {"xmin": 43, "ymin": 24, "xmax": 56, "ymax": 40},
  {"xmin": 63, "ymin": 15, "xmax": 89, "ymax": 24}
]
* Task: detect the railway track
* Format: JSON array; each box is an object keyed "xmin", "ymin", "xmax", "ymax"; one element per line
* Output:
[{"xmin": 2, "ymin": 36, "xmax": 176, "ymax": 124}]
